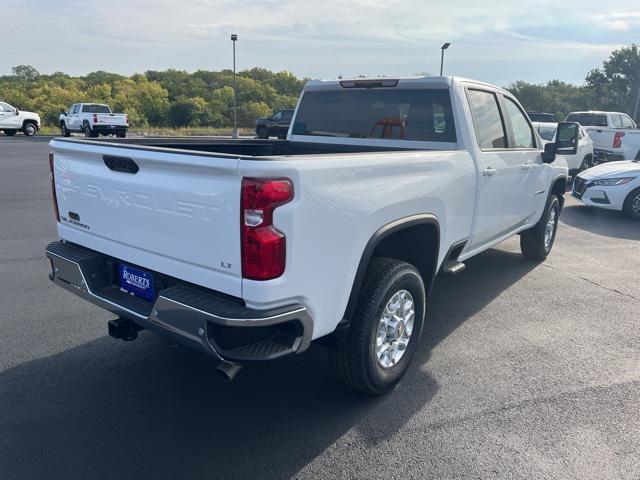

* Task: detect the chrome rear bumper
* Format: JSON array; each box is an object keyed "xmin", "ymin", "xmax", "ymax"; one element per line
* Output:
[{"xmin": 46, "ymin": 241, "xmax": 312, "ymax": 363}]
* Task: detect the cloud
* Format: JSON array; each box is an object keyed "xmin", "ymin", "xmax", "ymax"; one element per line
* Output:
[{"xmin": 1, "ymin": 0, "xmax": 637, "ymax": 85}]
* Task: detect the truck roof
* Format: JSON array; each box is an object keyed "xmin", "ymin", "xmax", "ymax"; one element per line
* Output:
[{"xmin": 303, "ymin": 76, "xmax": 510, "ymax": 94}]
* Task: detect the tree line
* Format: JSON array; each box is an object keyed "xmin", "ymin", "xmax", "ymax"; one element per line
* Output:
[
  {"xmin": 506, "ymin": 45, "xmax": 639, "ymax": 122},
  {"xmin": 0, "ymin": 66, "xmax": 306, "ymax": 128},
  {"xmin": 1, "ymin": 45, "xmax": 638, "ymax": 129}
]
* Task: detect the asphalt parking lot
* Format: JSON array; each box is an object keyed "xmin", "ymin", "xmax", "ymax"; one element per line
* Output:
[{"xmin": 1, "ymin": 135, "xmax": 639, "ymax": 480}]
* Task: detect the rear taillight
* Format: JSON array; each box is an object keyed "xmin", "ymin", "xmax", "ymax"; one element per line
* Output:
[
  {"xmin": 125, "ymin": 115, "xmax": 129, "ymax": 124},
  {"xmin": 613, "ymin": 131, "xmax": 625, "ymax": 148},
  {"xmin": 93, "ymin": 113, "xmax": 98, "ymax": 123},
  {"xmin": 241, "ymin": 178, "xmax": 293, "ymax": 280},
  {"xmin": 49, "ymin": 152, "xmax": 60, "ymax": 222}
]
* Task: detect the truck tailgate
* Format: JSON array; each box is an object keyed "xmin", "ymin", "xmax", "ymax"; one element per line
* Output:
[
  {"xmin": 97, "ymin": 114, "xmax": 127, "ymax": 126},
  {"xmin": 50, "ymin": 139, "xmax": 243, "ymax": 297}
]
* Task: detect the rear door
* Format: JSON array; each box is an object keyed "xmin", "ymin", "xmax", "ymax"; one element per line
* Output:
[
  {"xmin": 465, "ymin": 88, "xmax": 539, "ymax": 251},
  {"xmin": 50, "ymin": 140, "xmax": 243, "ymax": 297}
]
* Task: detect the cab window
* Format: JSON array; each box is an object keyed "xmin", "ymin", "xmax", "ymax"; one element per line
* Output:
[
  {"xmin": 621, "ymin": 115, "xmax": 636, "ymax": 129},
  {"xmin": 271, "ymin": 111, "xmax": 283, "ymax": 121},
  {"xmin": 0, "ymin": 102, "xmax": 14, "ymax": 112},
  {"xmin": 466, "ymin": 89, "xmax": 507, "ymax": 149},
  {"xmin": 612, "ymin": 115, "xmax": 623, "ymax": 128},
  {"xmin": 504, "ymin": 98, "xmax": 535, "ymax": 148}
]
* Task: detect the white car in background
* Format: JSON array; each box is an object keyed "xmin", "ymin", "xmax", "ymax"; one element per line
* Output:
[
  {"xmin": 0, "ymin": 101, "xmax": 41, "ymax": 136},
  {"xmin": 533, "ymin": 121, "xmax": 594, "ymax": 176},
  {"xmin": 573, "ymin": 159, "xmax": 640, "ymax": 219},
  {"xmin": 565, "ymin": 111, "xmax": 640, "ymax": 164}
]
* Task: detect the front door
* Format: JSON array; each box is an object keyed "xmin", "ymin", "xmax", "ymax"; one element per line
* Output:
[
  {"xmin": 0, "ymin": 102, "xmax": 19, "ymax": 129},
  {"xmin": 465, "ymin": 88, "xmax": 541, "ymax": 252}
]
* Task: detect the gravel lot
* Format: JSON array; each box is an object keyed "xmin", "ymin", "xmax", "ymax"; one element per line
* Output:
[{"xmin": 1, "ymin": 135, "xmax": 639, "ymax": 480}]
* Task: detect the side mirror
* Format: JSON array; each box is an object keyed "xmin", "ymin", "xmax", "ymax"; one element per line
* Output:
[
  {"xmin": 60, "ymin": 109, "xmax": 67, "ymax": 116},
  {"xmin": 542, "ymin": 142, "xmax": 556, "ymax": 164},
  {"xmin": 555, "ymin": 122, "xmax": 579, "ymax": 155},
  {"xmin": 14, "ymin": 108, "xmax": 19, "ymax": 115}
]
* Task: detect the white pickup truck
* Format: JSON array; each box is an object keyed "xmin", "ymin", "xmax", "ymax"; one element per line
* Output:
[
  {"xmin": 46, "ymin": 76, "xmax": 579, "ymax": 394},
  {"xmin": 565, "ymin": 111, "xmax": 640, "ymax": 163},
  {"xmin": 0, "ymin": 101, "xmax": 41, "ymax": 136},
  {"xmin": 59, "ymin": 103, "xmax": 128, "ymax": 138}
]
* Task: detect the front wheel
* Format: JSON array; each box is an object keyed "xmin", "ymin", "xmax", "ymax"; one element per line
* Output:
[
  {"xmin": 256, "ymin": 126, "xmax": 268, "ymax": 139},
  {"xmin": 520, "ymin": 195, "xmax": 560, "ymax": 261},
  {"xmin": 60, "ymin": 123, "xmax": 70, "ymax": 137},
  {"xmin": 3, "ymin": 129, "xmax": 17, "ymax": 136},
  {"xmin": 22, "ymin": 122, "xmax": 37, "ymax": 136},
  {"xmin": 330, "ymin": 257, "xmax": 426, "ymax": 395},
  {"xmin": 622, "ymin": 187, "xmax": 640, "ymax": 220}
]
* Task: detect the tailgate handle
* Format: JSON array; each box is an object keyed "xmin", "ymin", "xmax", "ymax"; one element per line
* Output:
[{"xmin": 103, "ymin": 155, "xmax": 139, "ymax": 174}]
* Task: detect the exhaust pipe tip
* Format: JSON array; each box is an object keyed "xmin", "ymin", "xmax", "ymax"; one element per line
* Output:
[{"xmin": 216, "ymin": 362, "xmax": 243, "ymax": 382}]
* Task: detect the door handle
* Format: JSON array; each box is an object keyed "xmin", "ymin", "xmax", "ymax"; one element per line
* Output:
[{"xmin": 482, "ymin": 167, "xmax": 497, "ymax": 176}]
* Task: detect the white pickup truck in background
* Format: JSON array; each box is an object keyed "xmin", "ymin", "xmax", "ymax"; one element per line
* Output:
[
  {"xmin": 0, "ymin": 101, "xmax": 41, "ymax": 136},
  {"xmin": 46, "ymin": 76, "xmax": 580, "ymax": 394},
  {"xmin": 59, "ymin": 103, "xmax": 128, "ymax": 138},
  {"xmin": 565, "ymin": 110, "xmax": 640, "ymax": 163}
]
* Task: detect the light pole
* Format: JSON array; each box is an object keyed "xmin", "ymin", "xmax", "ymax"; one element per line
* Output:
[
  {"xmin": 231, "ymin": 33, "xmax": 238, "ymax": 139},
  {"xmin": 440, "ymin": 42, "xmax": 451, "ymax": 76}
]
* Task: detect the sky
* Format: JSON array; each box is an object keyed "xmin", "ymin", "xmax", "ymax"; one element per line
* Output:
[{"xmin": 1, "ymin": 0, "xmax": 639, "ymax": 87}]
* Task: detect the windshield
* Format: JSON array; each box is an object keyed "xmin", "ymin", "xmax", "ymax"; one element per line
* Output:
[
  {"xmin": 292, "ymin": 88, "xmax": 457, "ymax": 143},
  {"xmin": 528, "ymin": 113, "xmax": 556, "ymax": 123},
  {"xmin": 538, "ymin": 126, "xmax": 556, "ymax": 141},
  {"xmin": 82, "ymin": 104, "xmax": 112, "ymax": 114}
]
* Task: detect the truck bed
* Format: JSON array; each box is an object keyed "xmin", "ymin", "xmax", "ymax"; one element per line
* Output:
[{"xmin": 55, "ymin": 137, "xmax": 420, "ymax": 158}]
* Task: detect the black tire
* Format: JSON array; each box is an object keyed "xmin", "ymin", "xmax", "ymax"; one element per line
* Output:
[
  {"xmin": 3, "ymin": 129, "xmax": 17, "ymax": 136},
  {"xmin": 84, "ymin": 124, "xmax": 97, "ymax": 138},
  {"xmin": 520, "ymin": 195, "xmax": 560, "ymax": 261},
  {"xmin": 60, "ymin": 122, "xmax": 70, "ymax": 137},
  {"xmin": 580, "ymin": 154, "xmax": 592, "ymax": 171},
  {"xmin": 256, "ymin": 126, "xmax": 268, "ymax": 139},
  {"xmin": 330, "ymin": 257, "xmax": 426, "ymax": 395},
  {"xmin": 22, "ymin": 121, "xmax": 37, "ymax": 137},
  {"xmin": 622, "ymin": 187, "xmax": 640, "ymax": 220},
  {"xmin": 116, "ymin": 130, "xmax": 126, "ymax": 138}
]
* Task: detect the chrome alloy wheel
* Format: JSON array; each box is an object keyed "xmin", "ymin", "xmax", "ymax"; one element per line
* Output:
[
  {"xmin": 632, "ymin": 193, "xmax": 640, "ymax": 215},
  {"xmin": 375, "ymin": 290, "xmax": 415, "ymax": 369},
  {"xmin": 544, "ymin": 207, "xmax": 557, "ymax": 250}
]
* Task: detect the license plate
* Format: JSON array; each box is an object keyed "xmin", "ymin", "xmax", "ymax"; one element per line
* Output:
[{"xmin": 119, "ymin": 264, "xmax": 155, "ymax": 301}]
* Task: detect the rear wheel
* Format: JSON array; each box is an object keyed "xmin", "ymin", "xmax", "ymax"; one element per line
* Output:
[
  {"xmin": 580, "ymin": 155, "xmax": 592, "ymax": 171},
  {"xmin": 520, "ymin": 195, "xmax": 560, "ymax": 261},
  {"xmin": 116, "ymin": 130, "xmax": 126, "ymax": 138},
  {"xmin": 622, "ymin": 188, "xmax": 640, "ymax": 220},
  {"xmin": 84, "ymin": 125, "xmax": 97, "ymax": 138},
  {"xmin": 3, "ymin": 129, "xmax": 17, "ymax": 136},
  {"xmin": 330, "ymin": 257, "xmax": 426, "ymax": 395},
  {"xmin": 22, "ymin": 122, "xmax": 37, "ymax": 136}
]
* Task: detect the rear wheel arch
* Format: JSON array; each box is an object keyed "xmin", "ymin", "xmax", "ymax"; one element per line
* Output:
[{"xmin": 341, "ymin": 214, "xmax": 440, "ymax": 325}]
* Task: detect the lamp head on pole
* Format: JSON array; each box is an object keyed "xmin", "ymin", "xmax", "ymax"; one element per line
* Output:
[
  {"xmin": 441, "ymin": 42, "xmax": 451, "ymax": 50},
  {"xmin": 231, "ymin": 34, "xmax": 238, "ymax": 42}
]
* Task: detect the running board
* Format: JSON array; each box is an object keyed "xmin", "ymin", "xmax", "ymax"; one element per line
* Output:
[{"xmin": 443, "ymin": 260, "xmax": 466, "ymax": 275}]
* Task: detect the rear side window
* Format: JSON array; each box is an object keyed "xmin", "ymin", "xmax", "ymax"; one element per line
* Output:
[
  {"xmin": 82, "ymin": 104, "xmax": 111, "ymax": 114},
  {"xmin": 565, "ymin": 113, "xmax": 608, "ymax": 127},
  {"xmin": 621, "ymin": 115, "xmax": 635, "ymax": 128},
  {"xmin": 467, "ymin": 89, "xmax": 506, "ymax": 149},
  {"xmin": 292, "ymin": 88, "xmax": 457, "ymax": 142},
  {"xmin": 504, "ymin": 98, "xmax": 535, "ymax": 148},
  {"xmin": 282, "ymin": 110, "xmax": 293, "ymax": 121},
  {"xmin": 612, "ymin": 115, "xmax": 623, "ymax": 128}
]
